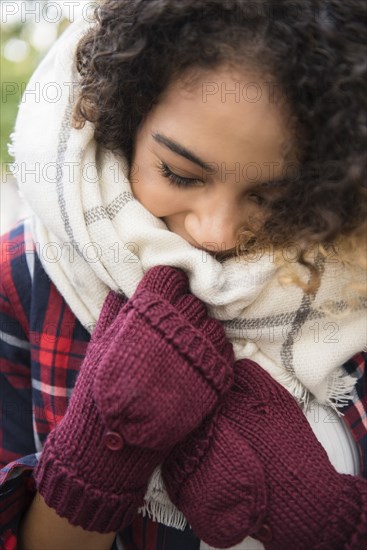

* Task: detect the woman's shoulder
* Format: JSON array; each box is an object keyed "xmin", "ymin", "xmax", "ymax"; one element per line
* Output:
[
  {"xmin": 0, "ymin": 215, "xmax": 90, "ymax": 346},
  {"xmin": 0, "ymin": 216, "xmax": 67, "ymax": 330}
]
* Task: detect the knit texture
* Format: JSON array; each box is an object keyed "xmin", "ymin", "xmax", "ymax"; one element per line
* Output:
[
  {"xmin": 93, "ymin": 265, "xmax": 234, "ymax": 450},
  {"xmin": 163, "ymin": 359, "xmax": 367, "ymax": 548},
  {"xmin": 162, "ymin": 398, "xmax": 267, "ymax": 548},
  {"xmin": 34, "ymin": 265, "xmax": 234, "ymax": 533}
]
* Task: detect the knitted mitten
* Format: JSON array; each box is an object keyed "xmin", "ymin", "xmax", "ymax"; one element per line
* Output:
[
  {"xmin": 35, "ymin": 265, "xmax": 234, "ymax": 533},
  {"xmin": 93, "ymin": 265, "xmax": 234, "ymax": 450},
  {"xmin": 163, "ymin": 359, "xmax": 367, "ymax": 549},
  {"xmin": 162, "ymin": 362, "xmax": 267, "ymax": 548}
]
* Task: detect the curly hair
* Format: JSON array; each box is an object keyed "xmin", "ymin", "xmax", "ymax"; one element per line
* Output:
[{"xmin": 72, "ymin": 0, "xmax": 366, "ymax": 275}]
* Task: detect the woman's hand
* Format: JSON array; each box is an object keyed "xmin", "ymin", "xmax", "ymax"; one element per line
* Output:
[
  {"xmin": 93, "ymin": 264, "xmax": 234, "ymax": 449},
  {"xmin": 163, "ymin": 359, "xmax": 367, "ymax": 549},
  {"xmin": 34, "ymin": 265, "xmax": 234, "ymax": 534}
]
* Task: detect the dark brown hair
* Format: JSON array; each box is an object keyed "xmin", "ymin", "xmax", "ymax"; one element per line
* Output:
[{"xmin": 72, "ymin": 0, "xmax": 366, "ymax": 270}]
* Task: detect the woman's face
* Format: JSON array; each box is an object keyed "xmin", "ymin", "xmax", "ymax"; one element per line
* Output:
[{"xmin": 130, "ymin": 65, "xmax": 292, "ymax": 257}]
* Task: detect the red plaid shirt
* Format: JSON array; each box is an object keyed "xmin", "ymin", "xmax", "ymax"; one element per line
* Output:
[{"xmin": 1, "ymin": 219, "xmax": 366, "ymax": 550}]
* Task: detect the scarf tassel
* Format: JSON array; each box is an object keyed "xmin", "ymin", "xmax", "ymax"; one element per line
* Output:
[{"xmin": 138, "ymin": 467, "xmax": 188, "ymax": 531}]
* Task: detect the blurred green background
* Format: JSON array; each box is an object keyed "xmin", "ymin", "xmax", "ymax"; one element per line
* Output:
[
  {"xmin": 0, "ymin": 1, "xmax": 98, "ymax": 232},
  {"xmin": 0, "ymin": 1, "xmax": 86, "ymax": 167}
]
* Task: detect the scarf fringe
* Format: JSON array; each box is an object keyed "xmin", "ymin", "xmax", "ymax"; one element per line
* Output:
[
  {"xmin": 139, "ymin": 499, "xmax": 188, "ymax": 531},
  {"xmin": 138, "ymin": 468, "xmax": 187, "ymax": 531},
  {"xmin": 275, "ymin": 371, "xmax": 312, "ymax": 410},
  {"xmin": 323, "ymin": 370, "xmax": 357, "ymax": 412},
  {"xmin": 274, "ymin": 368, "xmax": 356, "ymax": 415}
]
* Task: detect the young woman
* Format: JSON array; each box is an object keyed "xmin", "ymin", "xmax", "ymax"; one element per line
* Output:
[{"xmin": 1, "ymin": 1, "xmax": 366, "ymax": 549}]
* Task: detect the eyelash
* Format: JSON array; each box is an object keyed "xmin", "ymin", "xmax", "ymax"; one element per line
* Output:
[
  {"xmin": 157, "ymin": 161, "xmax": 268, "ymax": 205},
  {"xmin": 158, "ymin": 161, "xmax": 204, "ymax": 188}
]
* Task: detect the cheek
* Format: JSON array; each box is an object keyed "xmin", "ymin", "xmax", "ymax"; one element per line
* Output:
[{"xmin": 130, "ymin": 165, "xmax": 183, "ymax": 218}]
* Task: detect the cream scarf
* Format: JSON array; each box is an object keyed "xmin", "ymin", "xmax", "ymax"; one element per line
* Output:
[{"xmin": 10, "ymin": 16, "xmax": 366, "ymax": 530}]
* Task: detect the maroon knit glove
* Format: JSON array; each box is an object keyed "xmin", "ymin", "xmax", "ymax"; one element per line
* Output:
[
  {"xmin": 92, "ymin": 265, "xmax": 234, "ymax": 450},
  {"xmin": 164, "ymin": 359, "xmax": 367, "ymax": 549},
  {"xmin": 34, "ymin": 265, "xmax": 234, "ymax": 533},
  {"xmin": 162, "ymin": 362, "xmax": 267, "ymax": 548}
]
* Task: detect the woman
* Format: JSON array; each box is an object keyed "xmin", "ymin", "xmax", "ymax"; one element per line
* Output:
[{"xmin": 1, "ymin": 1, "xmax": 366, "ymax": 548}]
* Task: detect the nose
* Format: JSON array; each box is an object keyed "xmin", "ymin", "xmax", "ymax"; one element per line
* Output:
[{"xmin": 184, "ymin": 197, "xmax": 243, "ymax": 252}]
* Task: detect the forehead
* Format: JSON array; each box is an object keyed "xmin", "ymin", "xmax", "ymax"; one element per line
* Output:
[{"xmin": 143, "ymin": 65, "xmax": 292, "ymax": 168}]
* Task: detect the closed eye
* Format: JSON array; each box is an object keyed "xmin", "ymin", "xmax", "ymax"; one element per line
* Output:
[{"xmin": 158, "ymin": 161, "xmax": 205, "ymax": 188}]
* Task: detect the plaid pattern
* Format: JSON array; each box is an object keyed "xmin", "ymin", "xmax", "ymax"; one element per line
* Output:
[{"xmin": 0, "ymin": 219, "xmax": 366, "ymax": 550}]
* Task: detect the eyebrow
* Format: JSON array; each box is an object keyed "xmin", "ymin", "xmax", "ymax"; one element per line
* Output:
[
  {"xmin": 152, "ymin": 132, "xmax": 217, "ymax": 173},
  {"xmin": 152, "ymin": 131, "xmax": 291, "ymax": 189}
]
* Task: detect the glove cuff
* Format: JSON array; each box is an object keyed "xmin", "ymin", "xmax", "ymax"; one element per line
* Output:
[{"xmin": 34, "ymin": 430, "xmax": 144, "ymax": 533}]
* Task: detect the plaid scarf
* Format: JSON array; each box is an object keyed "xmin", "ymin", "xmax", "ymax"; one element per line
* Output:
[{"xmin": 9, "ymin": 15, "xmax": 366, "ymax": 530}]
